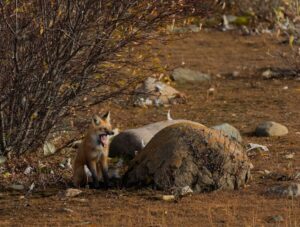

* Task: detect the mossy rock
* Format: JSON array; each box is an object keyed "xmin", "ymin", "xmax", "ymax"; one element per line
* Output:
[{"xmin": 124, "ymin": 122, "xmax": 251, "ymax": 192}]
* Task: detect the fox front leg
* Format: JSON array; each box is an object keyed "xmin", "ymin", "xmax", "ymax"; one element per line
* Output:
[
  {"xmin": 87, "ymin": 161, "xmax": 100, "ymax": 189},
  {"xmin": 100, "ymin": 155, "xmax": 109, "ymax": 186}
]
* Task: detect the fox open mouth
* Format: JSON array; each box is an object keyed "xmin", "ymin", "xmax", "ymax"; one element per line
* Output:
[{"xmin": 99, "ymin": 134, "xmax": 108, "ymax": 147}]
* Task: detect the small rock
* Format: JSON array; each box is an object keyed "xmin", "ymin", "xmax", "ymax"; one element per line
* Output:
[
  {"xmin": 24, "ymin": 166, "xmax": 33, "ymax": 175},
  {"xmin": 72, "ymin": 198, "xmax": 87, "ymax": 203},
  {"xmin": 206, "ymin": 87, "xmax": 215, "ymax": 98},
  {"xmin": 174, "ymin": 186, "xmax": 193, "ymax": 196},
  {"xmin": 240, "ymin": 25, "xmax": 251, "ymax": 35},
  {"xmin": 216, "ymin": 73, "xmax": 222, "ymax": 79},
  {"xmin": 264, "ymin": 170, "xmax": 271, "ymax": 175},
  {"xmin": 255, "ymin": 121, "xmax": 288, "ymax": 137},
  {"xmin": 59, "ymin": 158, "xmax": 72, "ymax": 169},
  {"xmin": 65, "ymin": 158, "xmax": 72, "ymax": 169},
  {"xmin": 262, "ymin": 69, "xmax": 273, "ymax": 79},
  {"xmin": 172, "ymin": 68, "xmax": 211, "ymax": 84},
  {"xmin": 212, "ymin": 123, "xmax": 242, "ymax": 142},
  {"xmin": 267, "ymin": 183, "xmax": 300, "ymax": 198},
  {"xmin": 154, "ymin": 195, "xmax": 175, "ymax": 201},
  {"xmin": 162, "ymin": 195, "xmax": 175, "ymax": 201},
  {"xmin": 267, "ymin": 215, "xmax": 284, "ymax": 223},
  {"xmin": 19, "ymin": 195, "xmax": 25, "ymax": 200},
  {"xmin": 134, "ymin": 77, "xmax": 185, "ymax": 107},
  {"xmin": 187, "ymin": 25, "xmax": 201, "ymax": 33},
  {"xmin": 284, "ymin": 153, "xmax": 294, "ymax": 159},
  {"xmin": 0, "ymin": 156, "xmax": 6, "ymax": 165},
  {"xmin": 293, "ymin": 172, "xmax": 300, "ymax": 180},
  {"xmin": 62, "ymin": 208, "xmax": 74, "ymax": 213},
  {"xmin": 258, "ymin": 170, "xmax": 271, "ymax": 175},
  {"xmin": 43, "ymin": 141, "xmax": 56, "ymax": 156},
  {"xmin": 232, "ymin": 71, "xmax": 240, "ymax": 77},
  {"xmin": 9, "ymin": 184, "xmax": 25, "ymax": 191},
  {"xmin": 65, "ymin": 188, "xmax": 82, "ymax": 197}
]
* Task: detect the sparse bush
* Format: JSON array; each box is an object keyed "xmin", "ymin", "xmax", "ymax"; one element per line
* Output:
[
  {"xmin": 0, "ymin": 0, "xmax": 217, "ymax": 156},
  {"xmin": 223, "ymin": 0, "xmax": 299, "ymax": 24}
]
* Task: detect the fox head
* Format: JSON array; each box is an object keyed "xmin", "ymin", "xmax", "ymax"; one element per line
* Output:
[{"xmin": 90, "ymin": 111, "xmax": 114, "ymax": 147}]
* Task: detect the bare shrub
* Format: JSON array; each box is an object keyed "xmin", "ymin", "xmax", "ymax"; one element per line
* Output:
[
  {"xmin": 0, "ymin": 0, "xmax": 217, "ymax": 156},
  {"xmin": 223, "ymin": 0, "xmax": 299, "ymax": 24}
]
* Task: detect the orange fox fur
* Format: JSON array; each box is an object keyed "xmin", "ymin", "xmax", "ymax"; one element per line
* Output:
[{"xmin": 72, "ymin": 112, "xmax": 114, "ymax": 188}]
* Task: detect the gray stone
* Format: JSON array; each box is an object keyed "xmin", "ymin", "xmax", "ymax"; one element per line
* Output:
[
  {"xmin": 0, "ymin": 156, "xmax": 6, "ymax": 165},
  {"xmin": 9, "ymin": 184, "xmax": 25, "ymax": 191},
  {"xmin": 24, "ymin": 166, "xmax": 33, "ymax": 175},
  {"xmin": 172, "ymin": 68, "xmax": 211, "ymax": 84},
  {"xmin": 267, "ymin": 183, "xmax": 300, "ymax": 198},
  {"xmin": 267, "ymin": 215, "xmax": 284, "ymax": 223},
  {"xmin": 173, "ymin": 186, "xmax": 193, "ymax": 196},
  {"xmin": 187, "ymin": 25, "xmax": 201, "ymax": 33},
  {"xmin": 211, "ymin": 123, "xmax": 242, "ymax": 142},
  {"xmin": 255, "ymin": 121, "xmax": 288, "ymax": 137}
]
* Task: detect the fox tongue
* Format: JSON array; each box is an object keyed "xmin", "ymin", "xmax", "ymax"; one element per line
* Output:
[{"xmin": 100, "ymin": 135, "xmax": 108, "ymax": 146}]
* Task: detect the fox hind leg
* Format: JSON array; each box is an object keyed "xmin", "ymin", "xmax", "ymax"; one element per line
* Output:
[{"xmin": 73, "ymin": 165, "xmax": 88, "ymax": 188}]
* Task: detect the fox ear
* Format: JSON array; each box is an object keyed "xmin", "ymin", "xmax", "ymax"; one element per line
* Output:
[
  {"xmin": 92, "ymin": 114, "xmax": 101, "ymax": 126},
  {"xmin": 101, "ymin": 111, "xmax": 110, "ymax": 123}
]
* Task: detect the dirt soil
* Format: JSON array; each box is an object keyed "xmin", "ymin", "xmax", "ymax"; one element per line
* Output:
[{"xmin": 1, "ymin": 30, "xmax": 300, "ymax": 226}]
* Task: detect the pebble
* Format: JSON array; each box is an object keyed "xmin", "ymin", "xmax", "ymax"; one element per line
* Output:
[{"xmin": 65, "ymin": 188, "xmax": 83, "ymax": 197}]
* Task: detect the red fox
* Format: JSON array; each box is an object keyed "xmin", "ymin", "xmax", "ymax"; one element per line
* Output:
[{"xmin": 72, "ymin": 112, "xmax": 114, "ymax": 188}]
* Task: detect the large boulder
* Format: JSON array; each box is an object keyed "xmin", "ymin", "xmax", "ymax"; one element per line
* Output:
[
  {"xmin": 133, "ymin": 77, "xmax": 185, "ymax": 107},
  {"xmin": 109, "ymin": 119, "xmax": 205, "ymax": 160},
  {"xmin": 124, "ymin": 122, "xmax": 251, "ymax": 192}
]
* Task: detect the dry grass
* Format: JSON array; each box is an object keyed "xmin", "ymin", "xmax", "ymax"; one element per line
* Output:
[{"xmin": 1, "ymin": 30, "xmax": 300, "ymax": 226}]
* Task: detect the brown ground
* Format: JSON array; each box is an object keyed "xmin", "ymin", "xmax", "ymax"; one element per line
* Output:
[{"xmin": 1, "ymin": 30, "xmax": 300, "ymax": 226}]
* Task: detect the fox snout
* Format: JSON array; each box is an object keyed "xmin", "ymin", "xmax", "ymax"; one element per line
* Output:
[{"xmin": 106, "ymin": 129, "xmax": 114, "ymax": 136}]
